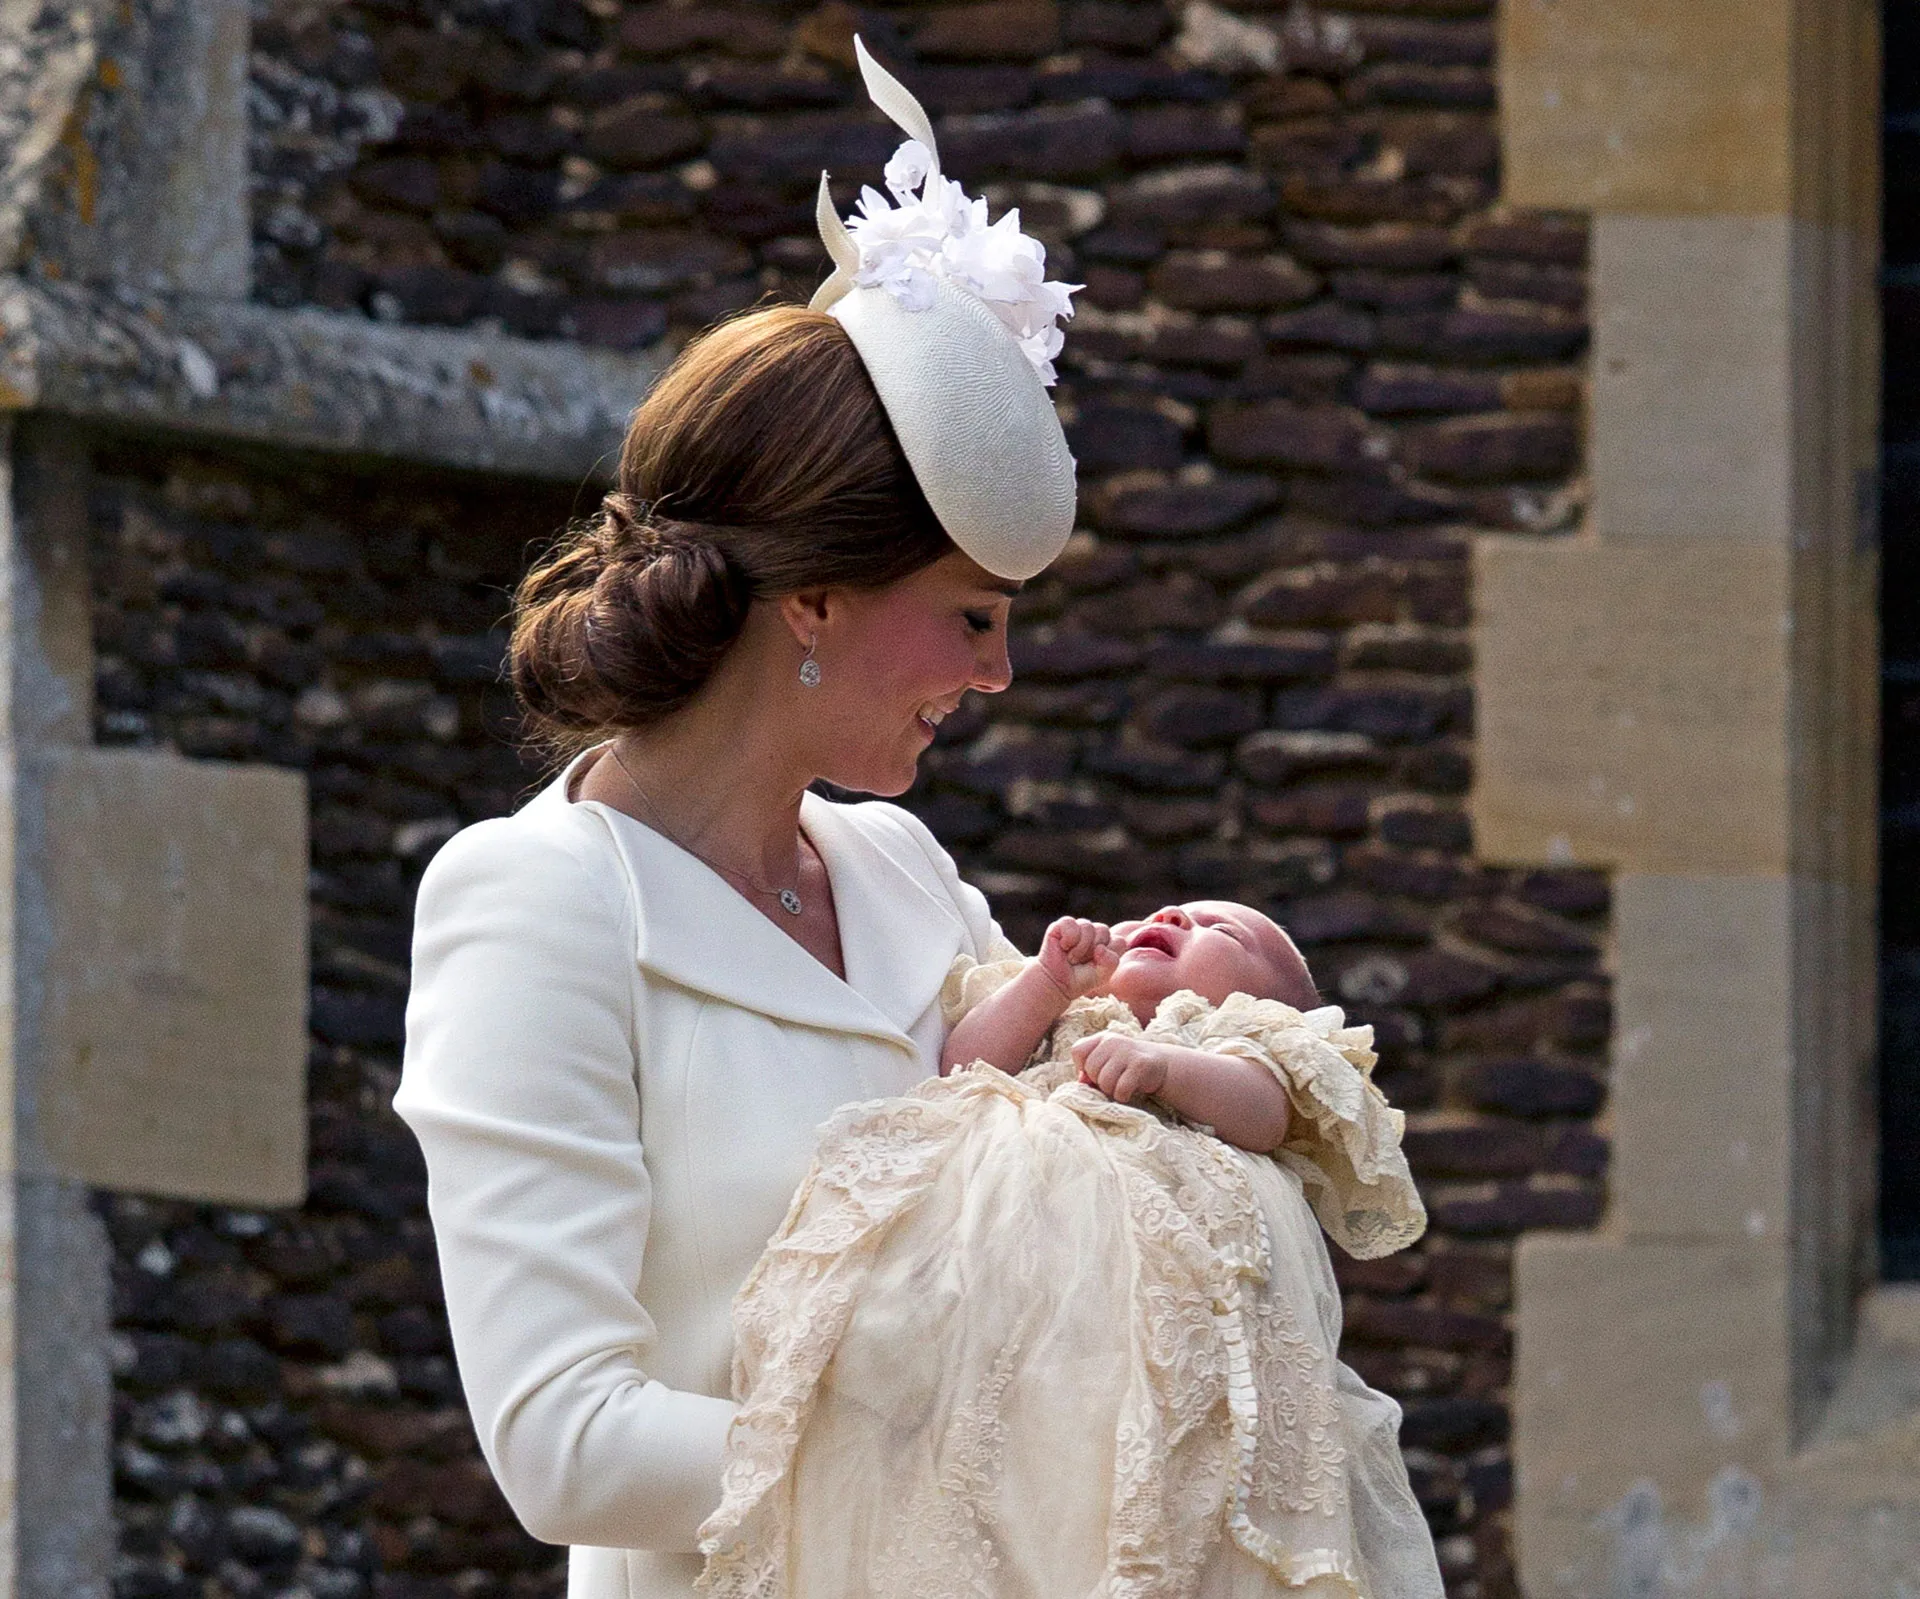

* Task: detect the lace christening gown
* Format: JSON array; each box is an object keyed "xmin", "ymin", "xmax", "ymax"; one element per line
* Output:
[{"xmin": 696, "ymin": 957, "xmax": 1446, "ymax": 1599}]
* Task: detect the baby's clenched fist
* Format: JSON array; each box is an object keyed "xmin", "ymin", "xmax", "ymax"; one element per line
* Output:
[
  {"xmin": 1036, "ymin": 916, "xmax": 1119, "ymax": 1002},
  {"xmin": 1071, "ymin": 1033, "xmax": 1176, "ymax": 1106}
]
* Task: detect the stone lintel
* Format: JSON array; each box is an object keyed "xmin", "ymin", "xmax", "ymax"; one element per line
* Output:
[
  {"xmin": 36, "ymin": 747, "xmax": 309, "ymax": 1207},
  {"xmin": 0, "ymin": 278, "xmax": 662, "ymax": 483},
  {"xmin": 1470, "ymin": 535, "xmax": 1792, "ymax": 875}
]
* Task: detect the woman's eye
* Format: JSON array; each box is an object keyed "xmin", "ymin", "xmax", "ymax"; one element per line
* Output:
[{"xmin": 963, "ymin": 610, "xmax": 996, "ymax": 635}]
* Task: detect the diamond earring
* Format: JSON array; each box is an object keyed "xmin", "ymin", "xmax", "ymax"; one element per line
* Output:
[{"xmin": 799, "ymin": 634, "xmax": 822, "ymax": 688}]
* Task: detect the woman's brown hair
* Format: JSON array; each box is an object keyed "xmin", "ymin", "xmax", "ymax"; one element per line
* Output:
[{"xmin": 509, "ymin": 305, "xmax": 953, "ymax": 754}]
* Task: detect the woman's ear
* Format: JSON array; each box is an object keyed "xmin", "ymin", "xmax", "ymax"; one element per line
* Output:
[{"xmin": 779, "ymin": 589, "xmax": 832, "ymax": 649}]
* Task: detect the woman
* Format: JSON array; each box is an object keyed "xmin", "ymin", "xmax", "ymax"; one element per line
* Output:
[{"xmin": 398, "ymin": 43, "xmax": 1082, "ymax": 1599}]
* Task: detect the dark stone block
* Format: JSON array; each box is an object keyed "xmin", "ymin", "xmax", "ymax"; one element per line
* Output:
[
  {"xmin": 615, "ymin": 4, "xmax": 788, "ymax": 57},
  {"xmin": 1511, "ymin": 868, "xmax": 1609, "ymax": 918},
  {"xmin": 939, "ymin": 101, "xmax": 1125, "ymax": 178},
  {"xmin": 268, "ymin": 1293, "xmax": 357, "ymax": 1358},
  {"xmin": 1082, "ymin": 738, "xmax": 1226, "ymax": 792},
  {"xmin": 1430, "ymin": 1180, "xmax": 1604, "ymax": 1236},
  {"xmin": 1211, "ymin": 398, "xmax": 1388, "ymax": 473},
  {"xmin": 1350, "ymin": 63, "xmax": 1495, "ymax": 108},
  {"xmin": 1406, "ymin": 411, "xmax": 1580, "ymax": 483},
  {"xmin": 1237, "ymin": 728, "xmax": 1385, "ymax": 785},
  {"xmin": 914, "ymin": 0, "xmax": 1062, "ymax": 60},
  {"xmin": 225, "ymin": 1505, "xmax": 304, "ymax": 1567},
  {"xmin": 905, "ymin": 65, "xmax": 1039, "ymax": 114},
  {"xmin": 586, "ymin": 230, "xmax": 752, "ymax": 294},
  {"xmin": 1261, "ymin": 301, "xmax": 1378, "ymax": 352},
  {"xmin": 1174, "ymin": 837, "xmax": 1335, "ymax": 898},
  {"xmin": 1398, "ymin": 1396, "xmax": 1509, "ymax": 1451},
  {"xmin": 351, "ymin": 156, "xmax": 441, "ymax": 214},
  {"xmin": 1147, "ymin": 638, "xmax": 1336, "ymax": 684},
  {"xmin": 1403, "ymin": 1119, "xmax": 1539, "ymax": 1177},
  {"xmin": 198, "ymin": 1339, "xmax": 282, "ymax": 1403},
  {"xmin": 562, "ymin": 172, "xmax": 698, "ymax": 225},
  {"xmin": 1466, "ymin": 1051, "xmax": 1605, "ymax": 1113},
  {"xmin": 1148, "ymin": 250, "xmax": 1318, "ymax": 312},
  {"xmin": 1342, "ymin": 841, "xmax": 1472, "ymax": 900},
  {"xmin": 1353, "ymin": 16, "xmax": 1494, "ymax": 66},
  {"xmin": 707, "ymin": 118, "xmax": 893, "ymax": 186},
  {"xmin": 1273, "ymin": 681, "xmax": 1455, "ymax": 742},
  {"xmin": 991, "ymin": 828, "xmax": 1153, "ymax": 885},
  {"xmin": 486, "ymin": 108, "xmax": 573, "ymax": 165},
  {"xmin": 1247, "ymin": 781, "xmax": 1374, "ymax": 837},
  {"xmin": 1457, "ymin": 211, "xmax": 1588, "ymax": 266},
  {"xmin": 684, "ymin": 62, "xmax": 845, "ymax": 110},
  {"xmin": 1330, "ymin": 267, "xmax": 1456, "ymax": 308},
  {"xmin": 1353, "ymin": 362, "xmax": 1501, "ymax": 415},
  {"xmin": 1108, "ymin": 165, "xmax": 1273, "ymax": 231},
  {"xmin": 1344, "ymin": 1296, "xmax": 1508, "ymax": 1351},
  {"xmin": 1238, "ymin": 559, "xmax": 1401, "ymax": 626},
  {"xmin": 1132, "ymin": 684, "xmax": 1261, "ymax": 746},
  {"xmin": 1080, "ymin": 263, "xmax": 1145, "ymax": 308},
  {"xmin": 1127, "ymin": 104, "xmax": 1245, "ymax": 161},
  {"xmin": 1543, "ymin": 1125, "xmax": 1609, "ymax": 1178},
  {"xmin": 1084, "ymin": 470, "xmax": 1279, "ymax": 538},
  {"xmin": 1283, "ymin": 219, "xmax": 1454, "ymax": 270},
  {"xmin": 1465, "ymin": 257, "xmax": 1586, "ymax": 309},
  {"xmin": 1392, "ymin": 112, "xmax": 1500, "ymax": 177},
  {"xmin": 1283, "ymin": 890, "xmax": 1432, "ymax": 945},
  {"xmin": 1062, "ymin": 0, "xmax": 1170, "ymax": 50},
  {"xmin": 1455, "ymin": 900, "xmax": 1598, "ymax": 956},
  {"xmin": 1233, "ymin": 351, "xmax": 1354, "ymax": 403},
  {"xmin": 1343, "ymin": 625, "xmax": 1469, "ymax": 674},
  {"xmin": 1428, "ymin": 300, "xmax": 1587, "ymax": 362},
  {"xmin": 474, "ymin": 161, "xmax": 563, "ymax": 226},
  {"xmin": 582, "ymin": 100, "xmax": 707, "ymax": 169},
  {"xmin": 311, "ymin": 986, "xmax": 408, "ymax": 1048},
  {"xmin": 1065, "ymin": 404, "xmax": 1186, "ymax": 471},
  {"xmin": 1376, "ymin": 799, "xmax": 1470, "ymax": 852},
  {"xmin": 1009, "ymin": 630, "xmax": 1144, "ymax": 678},
  {"xmin": 568, "ymin": 297, "xmax": 671, "ymax": 351}
]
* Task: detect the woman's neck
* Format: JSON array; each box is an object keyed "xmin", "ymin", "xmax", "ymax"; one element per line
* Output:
[{"xmin": 580, "ymin": 665, "xmax": 815, "ymax": 883}]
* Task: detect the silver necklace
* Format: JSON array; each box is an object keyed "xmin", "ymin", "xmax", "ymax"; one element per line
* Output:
[{"xmin": 607, "ymin": 742, "xmax": 805, "ymax": 916}]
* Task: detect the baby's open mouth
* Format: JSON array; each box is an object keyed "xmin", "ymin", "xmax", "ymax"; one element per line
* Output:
[{"xmin": 1124, "ymin": 925, "xmax": 1179, "ymax": 957}]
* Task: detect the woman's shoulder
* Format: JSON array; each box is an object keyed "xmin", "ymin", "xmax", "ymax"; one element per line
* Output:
[
  {"xmin": 808, "ymin": 794, "xmax": 953, "ymax": 878},
  {"xmin": 416, "ymin": 781, "xmax": 630, "ymax": 933}
]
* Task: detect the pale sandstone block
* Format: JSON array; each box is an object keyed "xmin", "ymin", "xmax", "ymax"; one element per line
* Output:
[
  {"xmin": 1471, "ymin": 535, "xmax": 1791, "ymax": 874},
  {"xmin": 1590, "ymin": 215, "xmax": 1794, "ymax": 545},
  {"xmin": 1611, "ymin": 873, "xmax": 1792, "ymax": 1241},
  {"xmin": 1514, "ymin": 1234, "xmax": 1792, "ymax": 1596},
  {"xmin": 1499, "ymin": 0, "xmax": 1791, "ymax": 214},
  {"xmin": 37, "ymin": 747, "xmax": 307, "ymax": 1206}
]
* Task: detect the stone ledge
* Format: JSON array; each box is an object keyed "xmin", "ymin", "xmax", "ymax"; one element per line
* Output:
[{"xmin": 0, "ymin": 277, "xmax": 663, "ymax": 482}]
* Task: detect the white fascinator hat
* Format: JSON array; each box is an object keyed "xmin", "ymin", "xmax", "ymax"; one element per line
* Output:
[{"xmin": 810, "ymin": 39, "xmax": 1080, "ymax": 582}]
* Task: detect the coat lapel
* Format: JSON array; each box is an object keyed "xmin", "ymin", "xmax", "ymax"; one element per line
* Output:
[
  {"xmin": 575, "ymin": 790, "xmax": 964, "ymax": 1051},
  {"xmin": 799, "ymin": 793, "xmax": 971, "ymax": 1037}
]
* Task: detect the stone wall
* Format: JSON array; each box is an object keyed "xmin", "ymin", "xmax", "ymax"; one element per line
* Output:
[{"xmin": 97, "ymin": 2, "xmax": 1601, "ymax": 1597}]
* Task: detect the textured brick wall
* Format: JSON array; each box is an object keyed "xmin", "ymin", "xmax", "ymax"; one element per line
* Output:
[{"xmin": 95, "ymin": 3, "xmax": 1606, "ymax": 1598}]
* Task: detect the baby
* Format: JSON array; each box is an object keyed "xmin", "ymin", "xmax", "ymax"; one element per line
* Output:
[
  {"xmin": 699, "ymin": 900, "xmax": 1442, "ymax": 1599},
  {"xmin": 943, "ymin": 901, "xmax": 1321, "ymax": 1154}
]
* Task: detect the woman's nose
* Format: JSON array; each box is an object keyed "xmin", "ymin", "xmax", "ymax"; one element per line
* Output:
[{"xmin": 970, "ymin": 630, "xmax": 1013, "ymax": 694}]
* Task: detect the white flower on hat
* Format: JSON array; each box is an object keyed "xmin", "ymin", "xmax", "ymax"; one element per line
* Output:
[{"xmin": 843, "ymin": 143, "xmax": 1081, "ymax": 386}]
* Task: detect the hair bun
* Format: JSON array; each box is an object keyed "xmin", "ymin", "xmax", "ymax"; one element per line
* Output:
[{"xmin": 508, "ymin": 499, "xmax": 753, "ymax": 732}]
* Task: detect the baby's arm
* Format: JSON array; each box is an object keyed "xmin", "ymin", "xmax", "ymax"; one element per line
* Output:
[
  {"xmin": 941, "ymin": 918, "xmax": 1118, "ymax": 1076},
  {"xmin": 1072, "ymin": 1034, "xmax": 1293, "ymax": 1153}
]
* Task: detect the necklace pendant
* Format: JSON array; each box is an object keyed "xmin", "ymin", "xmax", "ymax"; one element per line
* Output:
[{"xmin": 779, "ymin": 888, "xmax": 804, "ymax": 915}]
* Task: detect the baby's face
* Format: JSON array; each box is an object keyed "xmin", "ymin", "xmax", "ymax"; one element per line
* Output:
[{"xmin": 1106, "ymin": 901, "xmax": 1316, "ymax": 1022}]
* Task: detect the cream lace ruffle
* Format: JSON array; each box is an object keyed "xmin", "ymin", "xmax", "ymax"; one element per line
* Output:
[{"xmin": 939, "ymin": 956, "xmax": 1427, "ymax": 1260}]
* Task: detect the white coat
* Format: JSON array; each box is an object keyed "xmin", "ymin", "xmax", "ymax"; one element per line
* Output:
[{"xmin": 396, "ymin": 755, "xmax": 1008, "ymax": 1599}]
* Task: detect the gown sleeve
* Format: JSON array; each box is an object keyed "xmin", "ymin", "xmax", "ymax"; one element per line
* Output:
[
  {"xmin": 395, "ymin": 817, "xmax": 736, "ymax": 1552},
  {"xmin": 1147, "ymin": 993, "xmax": 1428, "ymax": 1259}
]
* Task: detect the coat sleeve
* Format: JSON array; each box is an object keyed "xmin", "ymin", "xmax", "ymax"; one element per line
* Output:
[{"xmin": 395, "ymin": 817, "xmax": 736, "ymax": 1553}]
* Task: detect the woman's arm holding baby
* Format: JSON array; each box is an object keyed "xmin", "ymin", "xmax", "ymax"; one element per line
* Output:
[
  {"xmin": 1073, "ymin": 1034, "xmax": 1293, "ymax": 1153},
  {"xmin": 941, "ymin": 918, "xmax": 1117, "ymax": 1075}
]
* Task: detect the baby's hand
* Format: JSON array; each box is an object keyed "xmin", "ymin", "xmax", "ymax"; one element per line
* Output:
[
  {"xmin": 1036, "ymin": 916, "xmax": 1119, "ymax": 1002},
  {"xmin": 1072, "ymin": 1033, "xmax": 1175, "ymax": 1106}
]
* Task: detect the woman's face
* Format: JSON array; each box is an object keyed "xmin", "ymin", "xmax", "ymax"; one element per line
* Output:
[{"xmin": 807, "ymin": 550, "xmax": 1018, "ymax": 796}]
